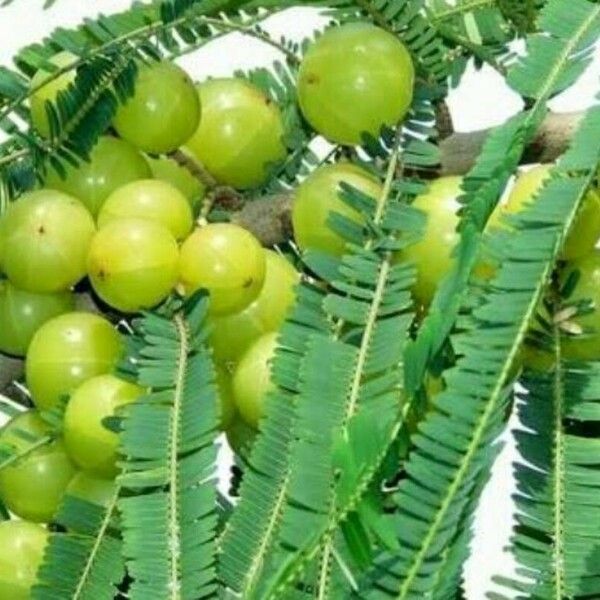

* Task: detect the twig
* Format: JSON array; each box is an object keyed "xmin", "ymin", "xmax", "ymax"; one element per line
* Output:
[
  {"xmin": 233, "ymin": 110, "xmax": 585, "ymax": 245},
  {"xmin": 169, "ymin": 149, "xmax": 218, "ymax": 190},
  {"xmin": 435, "ymin": 100, "xmax": 454, "ymax": 140}
]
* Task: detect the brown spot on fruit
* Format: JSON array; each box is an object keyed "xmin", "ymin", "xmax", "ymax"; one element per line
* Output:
[
  {"xmin": 243, "ymin": 278, "xmax": 254, "ymax": 289},
  {"xmin": 306, "ymin": 73, "xmax": 319, "ymax": 85}
]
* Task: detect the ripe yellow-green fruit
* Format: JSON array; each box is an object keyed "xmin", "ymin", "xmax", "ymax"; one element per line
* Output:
[
  {"xmin": 146, "ymin": 153, "xmax": 206, "ymax": 212},
  {"xmin": 65, "ymin": 472, "xmax": 117, "ymax": 508},
  {"xmin": 292, "ymin": 163, "xmax": 382, "ymax": 257},
  {"xmin": 45, "ymin": 136, "xmax": 151, "ymax": 217},
  {"xmin": 489, "ymin": 165, "xmax": 600, "ymax": 260},
  {"xmin": 0, "ymin": 189, "xmax": 95, "ymax": 293},
  {"xmin": 232, "ymin": 332, "xmax": 278, "ymax": 428},
  {"xmin": 113, "ymin": 61, "xmax": 201, "ymax": 154},
  {"xmin": 401, "ymin": 176, "xmax": 463, "ymax": 306},
  {"xmin": 98, "ymin": 179, "xmax": 193, "ymax": 240},
  {"xmin": 0, "ymin": 281, "xmax": 75, "ymax": 357},
  {"xmin": 0, "ymin": 520, "xmax": 49, "ymax": 600},
  {"xmin": 64, "ymin": 374, "xmax": 143, "ymax": 477},
  {"xmin": 26, "ymin": 312, "xmax": 123, "ymax": 411},
  {"xmin": 0, "ymin": 412, "xmax": 76, "ymax": 523},
  {"xmin": 87, "ymin": 218, "xmax": 180, "ymax": 313},
  {"xmin": 179, "ymin": 223, "xmax": 266, "ymax": 315},
  {"xmin": 210, "ymin": 250, "xmax": 299, "ymax": 363},
  {"xmin": 30, "ymin": 50, "xmax": 77, "ymax": 137},
  {"xmin": 187, "ymin": 78, "xmax": 286, "ymax": 189},
  {"xmin": 298, "ymin": 23, "xmax": 414, "ymax": 145}
]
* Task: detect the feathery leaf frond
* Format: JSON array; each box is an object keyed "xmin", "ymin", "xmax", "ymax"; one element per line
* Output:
[
  {"xmin": 218, "ymin": 283, "xmax": 331, "ymax": 595},
  {"xmin": 220, "ymin": 79, "xmax": 435, "ymax": 596},
  {"xmin": 507, "ymin": 0, "xmax": 600, "ymax": 101},
  {"xmin": 406, "ymin": 0, "xmax": 600, "ymax": 396},
  {"xmin": 118, "ymin": 294, "xmax": 220, "ymax": 600},
  {"xmin": 362, "ymin": 100, "xmax": 600, "ymax": 599},
  {"xmin": 248, "ymin": 120, "xmax": 425, "ymax": 597},
  {"xmin": 498, "ymin": 0, "xmax": 546, "ymax": 33},
  {"xmin": 491, "ymin": 358, "xmax": 600, "ymax": 599},
  {"xmin": 33, "ymin": 489, "xmax": 123, "ymax": 600},
  {"xmin": 425, "ymin": 0, "xmax": 517, "ymax": 75}
]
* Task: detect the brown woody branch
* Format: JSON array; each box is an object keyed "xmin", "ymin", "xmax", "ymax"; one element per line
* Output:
[
  {"xmin": 438, "ymin": 111, "xmax": 583, "ymax": 176},
  {"xmin": 230, "ymin": 111, "xmax": 584, "ymax": 246},
  {"xmin": 230, "ymin": 192, "xmax": 294, "ymax": 247}
]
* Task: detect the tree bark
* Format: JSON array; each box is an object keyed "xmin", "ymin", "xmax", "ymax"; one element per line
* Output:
[
  {"xmin": 439, "ymin": 111, "xmax": 583, "ymax": 176},
  {"xmin": 230, "ymin": 193, "xmax": 294, "ymax": 247},
  {"xmin": 232, "ymin": 111, "xmax": 584, "ymax": 246}
]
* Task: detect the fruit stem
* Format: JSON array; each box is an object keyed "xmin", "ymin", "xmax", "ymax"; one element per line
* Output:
[{"xmin": 169, "ymin": 149, "xmax": 218, "ymax": 190}]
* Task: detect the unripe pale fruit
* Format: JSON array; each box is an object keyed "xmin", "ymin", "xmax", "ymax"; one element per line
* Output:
[
  {"xmin": 30, "ymin": 50, "xmax": 77, "ymax": 137},
  {"xmin": 146, "ymin": 154, "xmax": 206, "ymax": 212},
  {"xmin": 26, "ymin": 312, "xmax": 123, "ymax": 411},
  {"xmin": 64, "ymin": 374, "xmax": 142, "ymax": 477},
  {"xmin": 179, "ymin": 224, "xmax": 266, "ymax": 315},
  {"xmin": 298, "ymin": 23, "xmax": 414, "ymax": 145},
  {"xmin": 0, "ymin": 281, "xmax": 75, "ymax": 357},
  {"xmin": 0, "ymin": 189, "xmax": 95, "ymax": 293},
  {"xmin": 0, "ymin": 520, "xmax": 48, "ymax": 600},
  {"xmin": 113, "ymin": 61, "xmax": 200, "ymax": 154},
  {"xmin": 293, "ymin": 162, "xmax": 382, "ymax": 257},
  {"xmin": 187, "ymin": 78, "xmax": 287, "ymax": 189},
  {"xmin": 98, "ymin": 179, "xmax": 193, "ymax": 240},
  {"xmin": 88, "ymin": 218, "xmax": 179, "ymax": 313},
  {"xmin": 66, "ymin": 471, "xmax": 117, "ymax": 508},
  {"xmin": 210, "ymin": 250, "xmax": 299, "ymax": 363},
  {"xmin": 45, "ymin": 136, "xmax": 152, "ymax": 217},
  {"xmin": 0, "ymin": 412, "xmax": 76, "ymax": 523},
  {"xmin": 401, "ymin": 177, "xmax": 463, "ymax": 306},
  {"xmin": 232, "ymin": 332, "xmax": 278, "ymax": 428},
  {"xmin": 489, "ymin": 165, "xmax": 600, "ymax": 260}
]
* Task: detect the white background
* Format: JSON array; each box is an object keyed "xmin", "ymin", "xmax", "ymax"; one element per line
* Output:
[{"xmin": 0, "ymin": 2, "xmax": 599, "ymax": 598}]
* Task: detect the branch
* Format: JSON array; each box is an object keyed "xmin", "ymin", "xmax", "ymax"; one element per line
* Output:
[
  {"xmin": 230, "ymin": 192, "xmax": 293, "ymax": 247},
  {"xmin": 169, "ymin": 149, "xmax": 218, "ymax": 189},
  {"xmin": 439, "ymin": 111, "xmax": 583, "ymax": 175},
  {"xmin": 435, "ymin": 101, "xmax": 454, "ymax": 141},
  {"xmin": 232, "ymin": 111, "xmax": 583, "ymax": 245}
]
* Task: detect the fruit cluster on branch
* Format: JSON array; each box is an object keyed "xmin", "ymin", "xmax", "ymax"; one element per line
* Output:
[
  {"xmin": 0, "ymin": 0, "xmax": 599, "ymax": 598},
  {"xmin": 230, "ymin": 110, "xmax": 584, "ymax": 246}
]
